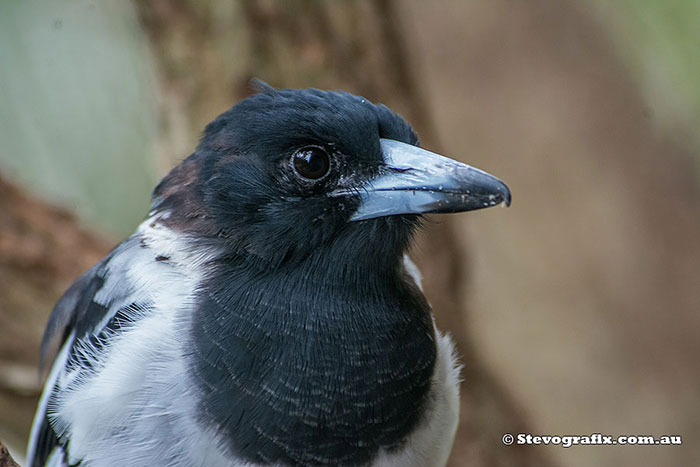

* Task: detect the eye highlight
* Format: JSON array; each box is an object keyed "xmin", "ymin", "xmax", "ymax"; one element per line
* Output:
[{"xmin": 291, "ymin": 146, "xmax": 330, "ymax": 181}]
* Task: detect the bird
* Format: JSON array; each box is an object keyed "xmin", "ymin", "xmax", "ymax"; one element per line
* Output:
[{"xmin": 26, "ymin": 82, "xmax": 511, "ymax": 467}]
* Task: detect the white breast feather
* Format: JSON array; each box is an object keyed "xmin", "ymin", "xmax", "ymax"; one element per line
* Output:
[{"xmin": 41, "ymin": 218, "xmax": 238, "ymax": 467}]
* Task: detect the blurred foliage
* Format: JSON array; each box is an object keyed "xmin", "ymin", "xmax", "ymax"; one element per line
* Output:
[
  {"xmin": 592, "ymin": 0, "xmax": 700, "ymax": 175},
  {"xmin": 0, "ymin": 0, "xmax": 160, "ymax": 236}
]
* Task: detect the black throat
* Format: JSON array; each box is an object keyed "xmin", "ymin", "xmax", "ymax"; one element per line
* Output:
[{"xmin": 189, "ymin": 234, "xmax": 436, "ymax": 466}]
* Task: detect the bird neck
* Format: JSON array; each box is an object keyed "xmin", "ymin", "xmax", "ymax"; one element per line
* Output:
[{"xmin": 190, "ymin": 249, "xmax": 437, "ymax": 465}]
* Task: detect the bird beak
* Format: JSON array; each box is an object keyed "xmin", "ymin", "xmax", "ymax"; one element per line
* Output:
[{"xmin": 348, "ymin": 139, "xmax": 511, "ymax": 221}]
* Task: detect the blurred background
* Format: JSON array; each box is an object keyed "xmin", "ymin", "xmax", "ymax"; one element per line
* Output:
[{"xmin": 1, "ymin": 1, "xmax": 699, "ymax": 466}]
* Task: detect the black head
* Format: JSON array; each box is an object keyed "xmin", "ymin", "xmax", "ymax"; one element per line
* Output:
[
  {"xmin": 153, "ymin": 84, "xmax": 511, "ymax": 271},
  {"xmin": 153, "ymin": 85, "xmax": 421, "ymax": 268}
]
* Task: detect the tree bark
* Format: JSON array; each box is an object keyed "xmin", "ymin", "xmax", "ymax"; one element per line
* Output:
[
  {"xmin": 0, "ymin": 440, "xmax": 20, "ymax": 467},
  {"xmin": 0, "ymin": 175, "xmax": 111, "ymax": 455}
]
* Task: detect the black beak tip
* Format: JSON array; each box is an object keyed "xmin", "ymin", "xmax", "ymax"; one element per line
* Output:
[
  {"xmin": 477, "ymin": 175, "xmax": 511, "ymax": 208},
  {"xmin": 502, "ymin": 183, "xmax": 512, "ymax": 207}
]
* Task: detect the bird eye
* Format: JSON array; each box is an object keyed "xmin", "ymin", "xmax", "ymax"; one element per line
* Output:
[{"xmin": 291, "ymin": 146, "xmax": 330, "ymax": 181}]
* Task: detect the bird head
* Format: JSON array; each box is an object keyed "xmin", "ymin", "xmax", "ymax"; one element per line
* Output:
[{"xmin": 152, "ymin": 84, "xmax": 511, "ymax": 269}]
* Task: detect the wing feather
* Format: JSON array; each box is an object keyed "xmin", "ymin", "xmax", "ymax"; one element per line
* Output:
[
  {"xmin": 39, "ymin": 263, "xmax": 108, "ymax": 375},
  {"xmin": 28, "ymin": 237, "xmax": 141, "ymax": 466}
]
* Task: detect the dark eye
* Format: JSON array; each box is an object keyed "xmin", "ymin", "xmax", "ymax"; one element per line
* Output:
[{"xmin": 291, "ymin": 146, "xmax": 330, "ymax": 181}]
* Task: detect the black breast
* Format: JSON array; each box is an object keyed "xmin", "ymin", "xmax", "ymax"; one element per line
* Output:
[{"xmin": 189, "ymin": 258, "xmax": 436, "ymax": 466}]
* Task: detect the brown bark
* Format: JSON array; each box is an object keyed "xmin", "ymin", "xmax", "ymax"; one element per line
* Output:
[
  {"xmin": 0, "ymin": 175, "xmax": 111, "ymax": 453},
  {"xmin": 0, "ymin": 440, "xmax": 20, "ymax": 467}
]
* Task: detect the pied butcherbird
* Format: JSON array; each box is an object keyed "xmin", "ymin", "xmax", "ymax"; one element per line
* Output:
[{"xmin": 27, "ymin": 83, "xmax": 511, "ymax": 467}]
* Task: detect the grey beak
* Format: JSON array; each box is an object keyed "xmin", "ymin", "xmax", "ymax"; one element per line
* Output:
[{"xmin": 350, "ymin": 139, "xmax": 511, "ymax": 221}]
